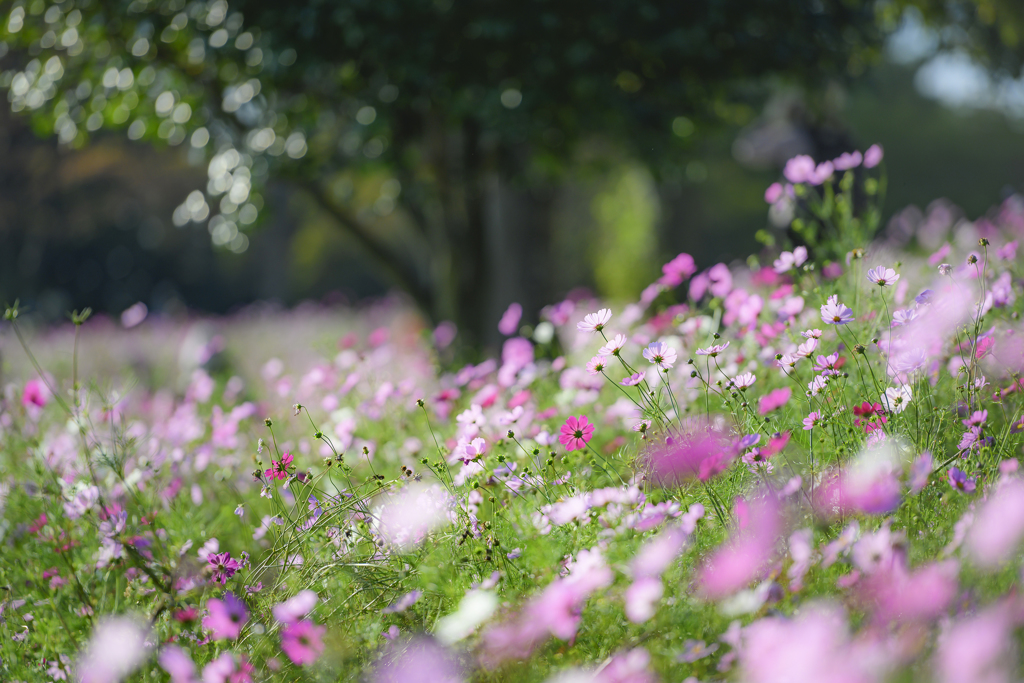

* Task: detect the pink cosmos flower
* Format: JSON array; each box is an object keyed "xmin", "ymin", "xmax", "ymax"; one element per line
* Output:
[
  {"xmin": 820, "ymin": 295, "xmax": 854, "ymax": 325},
  {"xmin": 802, "ymin": 411, "xmax": 821, "ymax": 430},
  {"xmin": 764, "ymin": 182, "xmax": 784, "ymax": 204},
  {"xmin": 758, "ymin": 387, "xmax": 791, "ymax": 415},
  {"xmin": 934, "ymin": 603, "xmax": 1014, "ymax": 683},
  {"xmin": 203, "ymin": 592, "xmax": 248, "ymax": 640},
  {"xmin": 866, "ymin": 265, "xmax": 900, "ymax": 287},
  {"xmin": 272, "ymin": 590, "xmax": 318, "ymax": 625},
  {"xmin": 22, "ymin": 379, "xmax": 48, "ymax": 408},
  {"xmin": 621, "ymin": 372, "xmax": 645, "ymax": 386},
  {"xmin": 642, "ymin": 342, "xmax": 677, "ymax": 369},
  {"xmin": 559, "ymin": 415, "xmax": 594, "ymax": 452},
  {"xmin": 733, "ymin": 372, "xmax": 756, "ymax": 389},
  {"xmin": 648, "ymin": 423, "xmax": 734, "ymax": 486},
  {"xmin": 377, "ymin": 483, "xmax": 453, "ymax": 550},
  {"xmin": 809, "ymin": 160, "xmax": 834, "ymax": 185},
  {"xmin": 598, "ymin": 333, "xmax": 627, "ymax": 356},
  {"xmin": 202, "ymin": 652, "xmax": 254, "ymax": 683},
  {"xmin": 585, "ymin": 356, "xmax": 608, "ymax": 375},
  {"xmin": 264, "ymin": 452, "xmax": 294, "ymax": 481},
  {"xmin": 374, "ymin": 637, "xmax": 463, "ymax": 683},
  {"xmin": 658, "ymin": 253, "xmax": 697, "ymax": 287},
  {"xmin": 624, "ymin": 577, "xmax": 664, "ymax": 623},
  {"xmin": 577, "ymin": 308, "xmax": 612, "ymax": 333},
  {"xmin": 773, "ymin": 246, "xmax": 808, "ymax": 273},
  {"xmin": 698, "ymin": 495, "xmax": 782, "ymax": 599},
  {"xmin": 966, "ymin": 479, "xmax": 1024, "ymax": 568},
  {"xmin": 708, "ymin": 263, "xmax": 733, "ymax": 298},
  {"xmin": 833, "ymin": 150, "xmax": 863, "ymax": 170},
  {"xmin": 783, "ymin": 154, "xmax": 816, "ymax": 183},
  {"xmin": 863, "ymin": 143, "xmax": 883, "ymax": 168},
  {"xmin": 695, "ymin": 341, "xmax": 729, "ymax": 357},
  {"xmin": 208, "ymin": 552, "xmax": 241, "ymax": 585},
  {"xmin": 801, "ymin": 328, "xmax": 823, "ymax": 339},
  {"xmin": 280, "ymin": 620, "xmax": 326, "ymax": 666},
  {"xmin": 948, "ymin": 467, "xmax": 975, "ymax": 493},
  {"xmin": 497, "ymin": 302, "xmax": 522, "ymax": 335},
  {"xmin": 158, "ymin": 645, "xmax": 198, "ymax": 683}
]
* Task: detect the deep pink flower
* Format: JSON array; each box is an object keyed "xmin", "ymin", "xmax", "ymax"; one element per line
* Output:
[
  {"xmin": 208, "ymin": 552, "xmax": 241, "ymax": 585},
  {"xmin": 559, "ymin": 415, "xmax": 594, "ymax": 452},
  {"xmin": 203, "ymin": 592, "xmax": 248, "ymax": 640},
  {"xmin": 758, "ymin": 387, "xmax": 791, "ymax": 415},
  {"xmin": 22, "ymin": 379, "xmax": 48, "ymax": 408},
  {"xmin": 764, "ymin": 182, "xmax": 783, "ymax": 204},
  {"xmin": 802, "ymin": 411, "xmax": 822, "ymax": 430},
  {"xmin": 280, "ymin": 620, "xmax": 326, "ymax": 666},
  {"xmin": 658, "ymin": 252, "xmax": 697, "ymax": 287},
  {"xmin": 264, "ymin": 452, "xmax": 294, "ymax": 481}
]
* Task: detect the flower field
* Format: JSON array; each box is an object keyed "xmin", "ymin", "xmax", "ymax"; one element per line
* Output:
[{"xmin": 4, "ymin": 147, "xmax": 1024, "ymax": 682}]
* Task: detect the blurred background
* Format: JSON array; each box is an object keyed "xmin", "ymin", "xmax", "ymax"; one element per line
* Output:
[{"xmin": 1, "ymin": 0, "xmax": 1023, "ymax": 348}]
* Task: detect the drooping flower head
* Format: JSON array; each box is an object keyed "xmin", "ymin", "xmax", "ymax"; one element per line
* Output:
[
  {"xmin": 695, "ymin": 341, "xmax": 730, "ymax": 357},
  {"xmin": 559, "ymin": 415, "xmax": 594, "ymax": 452}
]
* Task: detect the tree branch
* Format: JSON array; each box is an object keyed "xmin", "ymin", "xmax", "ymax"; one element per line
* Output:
[{"xmin": 300, "ymin": 181, "xmax": 433, "ymax": 316}]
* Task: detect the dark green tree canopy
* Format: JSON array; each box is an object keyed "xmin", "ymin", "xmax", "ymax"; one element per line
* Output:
[{"xmin": 2, "ymin": 0, "xmax": 1021, "ymax": 341}]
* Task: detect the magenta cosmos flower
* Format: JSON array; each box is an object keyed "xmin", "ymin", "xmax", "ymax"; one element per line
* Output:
[
  {"xmin": 208, "ymin": 552, "xmax": 241, "ymax": 585},
  {"xmin": 280, "ymin": 620, "xmax": 327, "ymax": 666},
  {"xmin": 203, "ymin": 592, "xmax": 248, "ymax": 640},
  {"xmin": 559, "ymin": 415, "xmax": 594, "ymax": 452},
  {"xmin": 264, "ymin": 452, "xmax": 294, "ymax": 481}
]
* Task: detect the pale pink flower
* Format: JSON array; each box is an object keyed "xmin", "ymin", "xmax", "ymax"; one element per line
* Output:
[
  {"xmin": 377, "ymin": 483, "xmax": 453, "ymax": 551},
  {"xmin": 374, "ymin": 637, "xmax": 463, "ymax": 683},
  {"xmin": 158, "ymin": 645, "xmax": 198, "ymax": 683},
  {"xmin": 642, "ymin": 342, "xmax": 677, "ymax": 369},
  {"xmin": 820, "ymin": 295, "xmax": 854, "ymax": 325},
  {"xmin": 76, "ymin": 616, "xmax": 151, "ymax": 683},
  {"xmin": 272, "ymin": 590, "xmax": 318, "ymax": 625},
  {"xmin": 783, "ymin": 154, "xmax": 816, "ymax": 183},
  {"xmin": 598, "ymin": 334, "xmax": 627, "ymax": 357},
  {"xmin": 881, "ymin": 386, "xmax": 912, "ymax": 414},
  {"xmin": 863, "ymin": 144, "xmax": 884, "ymax": 168},
  {"xmin": 733, "ymin": 372, "xmax": 756, "ymax": 389},
  {"xmin": 698, "ymin": 495, "xmax": 782, "ymax": 599},
  {"xmin": 809, "ymin": 160, "xmax": 834, "ymax": 185},
  {"xmin": 965, "ymin": 479, "xmax": 1024, "ymax": 568},
  {"xmin": 866, "ymin": 265, "xmax": 900, "ymax": 287},
  {"xmin": 833, "ymin": 150, "xmax": 863, "ymax": 170},
  {"xmin": 624, "ymin": 577, "xmax": 664, "ymax": 623},
  {"xmin": 585, "ymin": 356, "xmax": 608, "ymax": 375},
  {"xmin": 497, "ymin": 302, "xmax": 522, "ymax": 335},
  {"xmin": 695, "ymin": 341, "xmax": 729, "ymax": 357},
  {"xmin": 934, "ymin": 603, "xmax": 1014, "ymax": 683},
  {"xmin": 577, "ymin": 309, "xmax": 612, "ymax": 333}
]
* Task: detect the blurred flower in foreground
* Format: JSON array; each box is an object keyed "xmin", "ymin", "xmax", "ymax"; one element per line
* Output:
[
  {"xmin": 76, "ymin": 615, "xmax": 151, "ymax": 683},
  {"xmin": 374, "ymin": 636, "xmax": 463, "ymax": 683},
  {"xmin": 698, "ymin": 494, "xmax": 782, "ymax": 599},
  {"xmin": 376, "ymin": 482, "xmax": 454, "ymax": 551}
]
